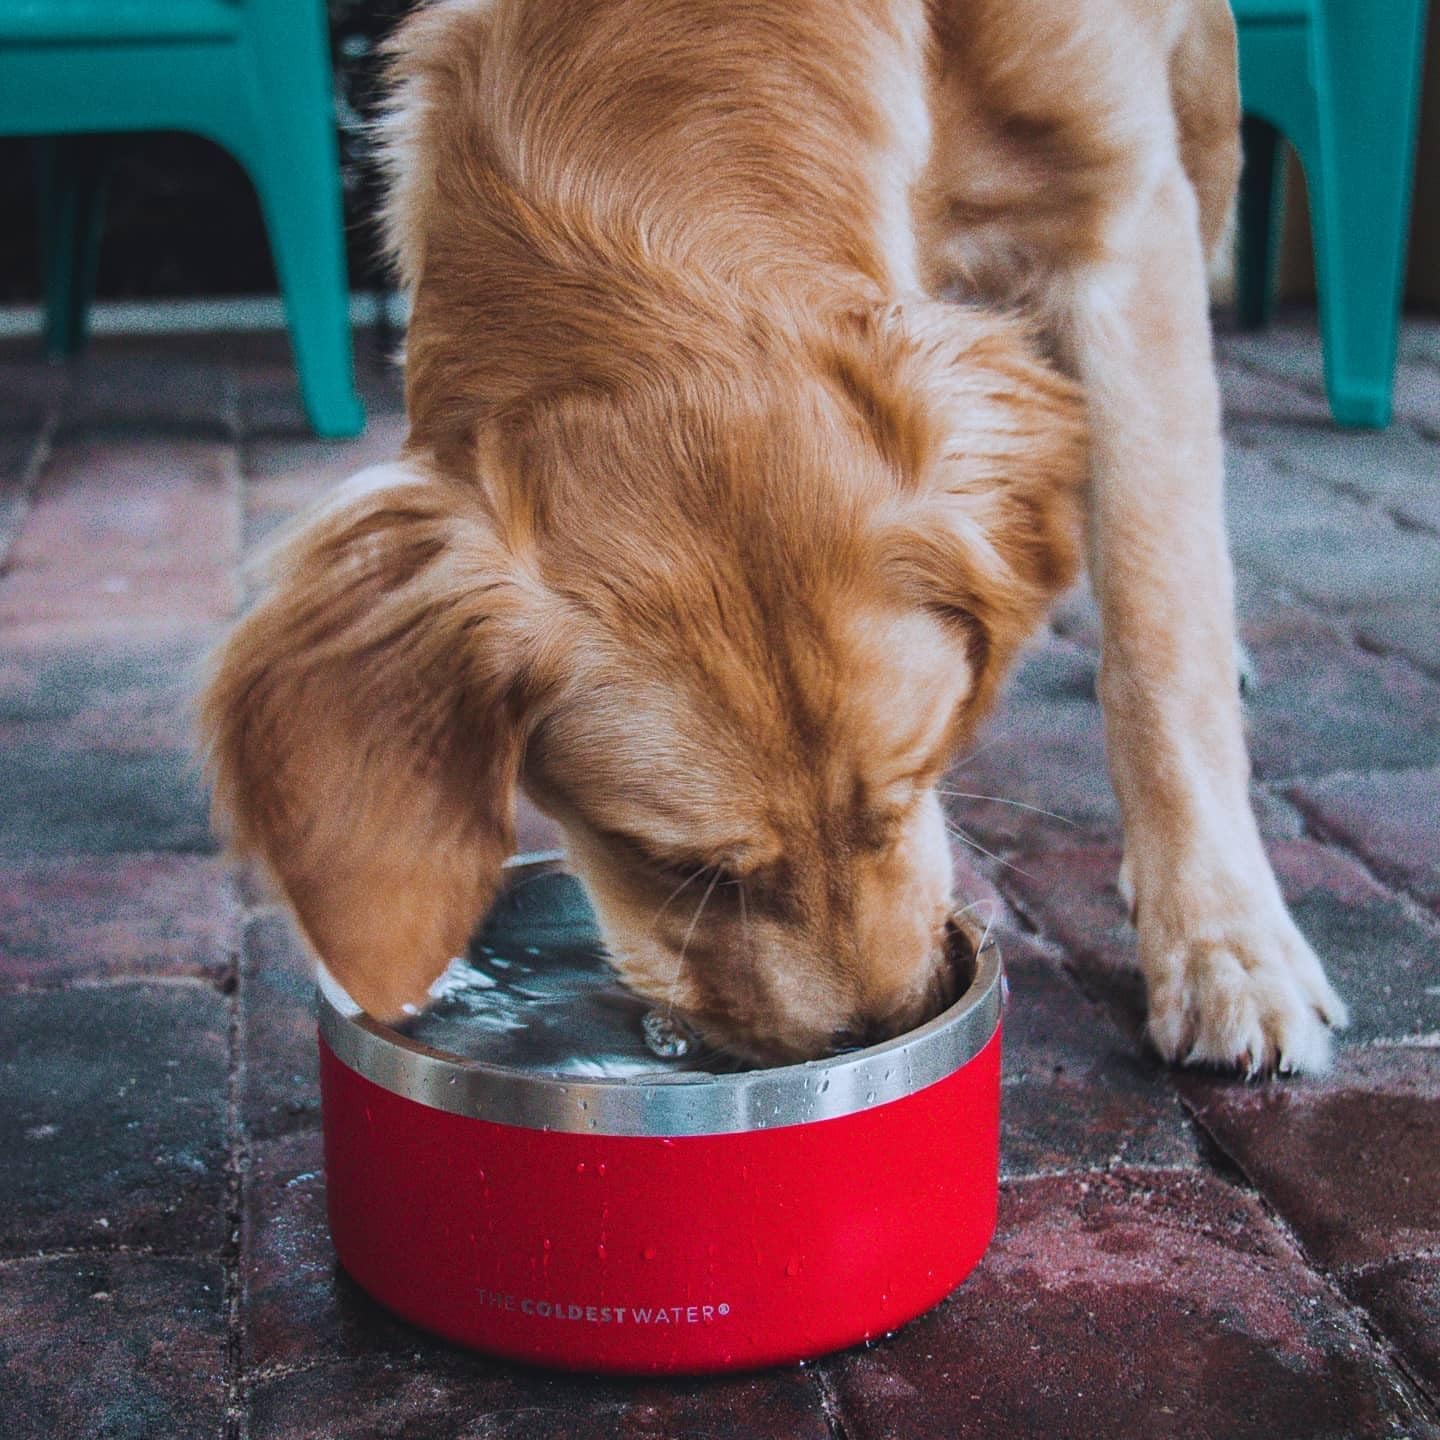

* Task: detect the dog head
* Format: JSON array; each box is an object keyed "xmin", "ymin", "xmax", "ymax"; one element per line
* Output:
[{"xmin": 201, "ymin": 303, "xmax": 1085, "ymax": 1062}]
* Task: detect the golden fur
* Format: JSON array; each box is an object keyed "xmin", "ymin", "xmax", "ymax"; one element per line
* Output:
[{"xmin": 201, "ymin": 0, "xmax": 1345, "ymax": 1071}]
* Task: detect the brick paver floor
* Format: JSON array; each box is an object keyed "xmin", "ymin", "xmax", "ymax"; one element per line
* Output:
[{"xmin": 1, "ymin": 314, "xmax": 1437, "ymax": 1438}]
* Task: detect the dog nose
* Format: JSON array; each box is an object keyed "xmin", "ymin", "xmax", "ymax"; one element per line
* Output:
[
  {"xmin": 830, "ymin": 951, "xmax": 960, "ymax": 1054},
  {"xmin": 828, "ymin": 1009, "xmax": 915, "ymax": 1054}
]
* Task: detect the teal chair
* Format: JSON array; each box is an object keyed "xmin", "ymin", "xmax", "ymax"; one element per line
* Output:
[
  {"xmin": 1234, "ymin": 0, "xmax": 1430, "ymax": 428},
  {"xmin": 0, "ymin": 0, "xmax": 365, "ymax": 438}
]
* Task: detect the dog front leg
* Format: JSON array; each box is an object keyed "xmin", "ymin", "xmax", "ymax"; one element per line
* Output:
[{"xmin": 1064, "ymin": 167, "xmax": 1346, "ymax": 1075}]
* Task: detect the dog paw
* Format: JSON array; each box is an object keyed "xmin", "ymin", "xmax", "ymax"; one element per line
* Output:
[{"xmin": 1141, "ymin": 907, "xmax": 1348, "ymax": 1078}]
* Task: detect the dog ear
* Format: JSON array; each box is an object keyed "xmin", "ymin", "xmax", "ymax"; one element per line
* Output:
[
  {"xmin": 836, "ymin": 301, "xmax": 1089, "ymax": 718},
  {"xmin": 199, "ymin": 459, "xmax": 542, "ymax": 1019}
]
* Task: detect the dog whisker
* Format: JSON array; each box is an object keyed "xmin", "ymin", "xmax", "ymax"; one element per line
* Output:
[
  {"xmin": 647, "ymin": 865, "xmax": 706, "ymax": 936},
  {"xmin": 666, "ymin": 865, "xmax": 722, "ymax": 1016},
  {"xmin": 944, "ymin": 822, "xmax": 1036, "ymax": 881},
  {"xmin": 936, "ymin": 790, "xmax": 1076, "ymax": 826},
  {"xmin": 950, "ymin": 895, "xmax": 1000, "ymax": 961},
  {"xmin": 946, "ymin": 732, "xmax": 1007, "ymax": 772},
  {"xmin": 736, "ymin": 877, "xmax": 754, "ymax": 972}
]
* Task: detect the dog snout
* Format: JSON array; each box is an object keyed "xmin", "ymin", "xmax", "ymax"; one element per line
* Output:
[{"xmin": 830, "ymin": 941, "xmax": 960, "ymax": 1054}]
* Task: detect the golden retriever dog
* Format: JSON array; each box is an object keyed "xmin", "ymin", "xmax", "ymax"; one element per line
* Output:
[{"xmin": 201, "ymin": 0, "xmax": 1346, "ymax": 1073}]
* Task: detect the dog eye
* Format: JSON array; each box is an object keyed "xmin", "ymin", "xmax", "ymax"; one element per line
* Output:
[
  {"xmin": 657, "ymin": 857, "xmax": 738, "ymax": 889},
  {"xmin": 600, "ymin": 828, "xmax": 739, "ymax": 889}
]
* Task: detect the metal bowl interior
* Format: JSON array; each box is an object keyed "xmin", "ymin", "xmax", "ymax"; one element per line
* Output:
[{"xmin": 319, "ymin": 854, "xmax": 1003, "ymax": 1138}]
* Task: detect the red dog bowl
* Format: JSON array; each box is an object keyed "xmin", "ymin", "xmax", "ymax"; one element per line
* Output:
[{"xmin": 318, "ymin": 857, "xmax": 1002, "ymax": 1374}]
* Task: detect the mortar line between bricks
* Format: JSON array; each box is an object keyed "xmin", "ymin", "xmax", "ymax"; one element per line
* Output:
[
  {"xmin": 810, "ymin": 1359, "xmax": 855, "ymax": 1440},
  {"xmin": 0, "ymin": 1243, "xmax": 162, "ymax": 1267},
  {"xmin": 221, "ymin": 886, "xmax": 248, "ymax": 1440},
  {"xmin": 237, "ymin": 1355, "xmax": 335, "ymax": 1391},
  {"xmin": 1339, "ymin": 1244, "xmax": 1440, "ymax": 1282},
  {"xmin": 999, "ymin": 1157, "xmax": 1231, "ymax": 1184},
  {"xmin": 1291, "ymin": 610, "xmax": 1440, "ymax": 693},
  {"xmin": 0, "ymin": 973, "xmax": 235, "ymax": 999},
  {"xmin": 1241, "ymin": 591, "xmax": 1440, "ymax": 695},
  {"xmin": 1256, "ymin": 435, "xmax": 1440, "ymax": 546},
  {"xmin": 0, "ymin": 406, "xmax": 57, "ymax": 576},
  {"xmin": 1281, "ymin": 796, "xmax": 1440, "ymax": 942},
  {"xmin": 1351, "ymin": 628, "xmax": 1440, "ymax": 685},
  {"xmin": 1288, "ymin": 808, "xmax": 1440, "ymax": 928}
]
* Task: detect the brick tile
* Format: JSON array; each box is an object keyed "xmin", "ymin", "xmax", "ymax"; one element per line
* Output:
[
  {"xmin": 0, "ymin": 982, "xmax": 228, "ymax": 1255},
  {"xmin": 0, "ymin": 561, "xmax": 238, "ymax": 631},
  {"xmin": 1219, "ymin": 322, "xmax": 1326, "ymax": 392},
  {"xmin": 1217, "ymin": 358, "xmax": 1334, "ymax": 425},
  {"xmin": 953, "ymin": 637, "xmax": 1308, "ymax": 857},
  {"xmin": 248, "ymin": 1362, "xmax": 830, "ymax": 1440},
  {"xmin": 1224, "ymin": 441, "xmax": 1364, "ymax": 554},
  {"xmin": 1249, "ymin": 786, "xmax": 1307, "ymax": 840},
  {"xmin": 243, "ymin": 408, "xmax": 408, "ymax": 485},
  {"xmin": 1389, "ymin": 362, "xmax": 1440, "ymax": 436},
  {"xmin": 946, "ymin": 641, "xmax": 1118, "ymax": 851},
  {"xmin": 0, "ymin": 853, "xmax": 238, "ymax": 987},
  {"xmin": 995, "ymin": 844, "xmax": 1146, "ymax": 1027},
  {"xmin": 1356, "ymin": 599, "xmax": 1440, "ymax": 679},
  {"xmin": 56, "ymin": 341, "xmax": 234, "ymax": 439},
  {"xmin": 1268, "ymin": 841, "xmax": 1440, "ymax": 1045},
  {"xmin": 1219, "ymin": 318, "xmax": 1440, "ymax": 443},
  {"xmin": 0, "ymin": 1255, "xmax": 225, "ymax": 1440},
  {"xmin": 1290, "ymin": 768, "xmax": 1440, "ymax": 916},
  {"xmin": 1398, "ymin": 320, "xmax": 1440, "ymax": 369},
  {"xmin": 243, "ymin": 1130, "xmax": 417, "ymax": 1371},
  {"xmin": 1231, "ymin": 569, "xmax": 1326, "ymax": 647},
  {"xmin": 0, "ymin": 628, "xmax": 213, "ymax": 753},
  {"xmin": 240, "ymin": 912, "xmax": 321, "ymax": 1142},
  {"xmin": 0, "ymin": 439, "xmax": 240, "ymax": 629},
  {"xmin": 999, "ymin": 937, "xmax": 1199, "ymax": 1178},
  {"xmin": 1242, "ymin": 618, "xmax": 1440, "ymax": 781},
  {"xmin": 1005, "ymin": 840, "xmax": 1440, "ymax": 1049},
  {"xmin": 1344, "ymin": 1256, "xmax": 1440, "ymax": 1399},
  {"xmin": 822, "ymin": 1171, "xmax": 1435, "ymax": 1440},
  {"xmin": 0, "ymin": 349, "xmax": 68, "ymax": 431},
  {"xmin": 1180, "ymin": 1047, "xmax": 1440, "ymax": 1270},
  {"xmin": 234, "ymin": 367, "xmax": 321, "ymax": 441},
  {"xmin": 0, "ymin": 746, "xmax": 213, "ymax": 858},
  {"xmin": 1243, "ymin": 419, "xmax": 1440, "ymax": 534},
  {"xmin": 1235, "ymin": 512, "xmax": 1439, "ymax": 613}
]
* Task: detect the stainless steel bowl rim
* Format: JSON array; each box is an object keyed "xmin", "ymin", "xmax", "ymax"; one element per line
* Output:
[{"xmin": 319, "ymin": 938, "xmax": 1002, "ymax": 1138}]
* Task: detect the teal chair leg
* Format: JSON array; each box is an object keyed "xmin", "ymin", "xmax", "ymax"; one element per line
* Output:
[
  {"xmin": 35, "ymin": 136, "xmax": 110, "ymax": 359},
  {"xmin": 250, "ymin": 148, "xmax": 365, "ymax": 439},
  {"xmin": 242, "ymin": 0, "xmax": 364, "ymax": 439},
  {"xmin": 1236, "ymin": 115, "xmax": 1287, "ymax": 331},
  {"xmin": 1305, "ymin": 0, "xmax": 1429, "ymax": 428}
]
